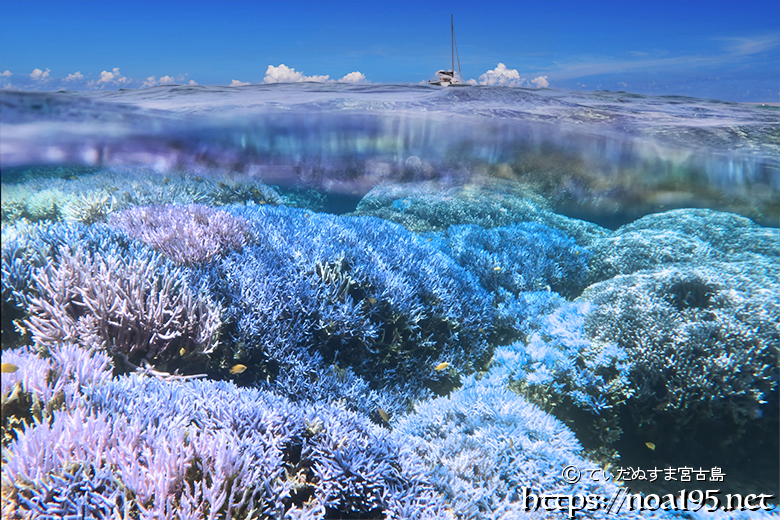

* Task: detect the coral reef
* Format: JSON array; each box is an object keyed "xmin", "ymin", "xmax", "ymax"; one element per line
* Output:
[
  {"xmin": 588, "ymin": 208, "xmax": 780, "ymax": 283},
  {"xmin": 1, "ymin": 167, "xmax": 284, "ymax": 225},
  {"xmin": 24, "ymin": 244, "xmax": 221, "ymax": 372},
  {"xmin": 488, "ymin": 302, "xmax": 634, "ymax": 462},
  {"xmin": 2, "ymin": 367, "xmax": 448, "ymax": 519},
  {"xmin": 351, "ymin": 180, "xmax": 608, "ymax": 245},
  {"xmin": 109, "ymin": 204, "xmax": 250, "ymax": 265},
  {"xmin": 197, "ymin": 204, "xmax": 495, "ymax": 413},
  {"xmin": 580, "ymin": 260, "xmax": 779, "ymax": 461},
  {"xmin": 2, "ymin": 221, "xmax": 139, "ymax": 348},
  {"xmin": 1, "ymin": 343, "xmax": 113, "ymax": 443},
  {"xmin": 430, "ymin": 222, "xmax": 590, "ymax": 298},
  {"xmin": 394, "ymin": 375, "xmax": 650, "ymax": 520}
]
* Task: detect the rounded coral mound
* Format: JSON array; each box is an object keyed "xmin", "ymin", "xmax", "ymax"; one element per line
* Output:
[{"xmin": 196, "ymin": 205, "xmax": 496, "ymax": 414}]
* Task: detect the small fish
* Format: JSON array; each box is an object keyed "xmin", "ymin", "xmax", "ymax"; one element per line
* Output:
[
  {"xmin": 230, "ymin": 364, "xmax": 247, "ymax": 374},
  {"xmin": 368, "ymin": 297, "xmax": 376, "ymax": 304},
  {"xmin": 13, "ymin": 319, "xmax": 27, "ymax": 336},
  {"xmin": 493, "ymin": 266, "xmax": 502, "ymax": 272},
  {"xmin": 434, "ymin": 362, "xmax": 450, "ymax": 371},
  {"xmin": 1, "ymin": 363, "xmax": 19, "ymax": 374},
  {"xmin": 377, "ymin": 407, "xmax": 389, "ymax": 423},
  {"xmin": 180, "ymin": 348, "xmax": 186, "ymax": 357},
  {"xmin": 645, "ymin": 442, "xmax": 656, "ymax": 451}
]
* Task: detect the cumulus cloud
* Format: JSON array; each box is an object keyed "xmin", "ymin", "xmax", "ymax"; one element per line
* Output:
[
  {"xmin": 478, "ymin": 63, "xmax": 524, "ymax": 87},
  {"xmin": 530, "ymin": 75, "xmax": 549, "ymax": 88},
  {"xmin": 476, "ymin": 63, "xmax": 550, "ymax": 88},
  {"xmin": 142, "ymin": 75, "xmax": 177, "ymax": 88},
  {"xmin": 230, "ymin": 79, "xmax": 251, "ymax": 87},
  {"xmin": 97, "ymin": 67, "xmax": 129, "ymax": 84},
  {"xmin": 1, "ymin": 70, "xmax": 12, "ymax": 78},
  {"xmin": 263, "ymin": 64, "xmax": 330, "ymax": 84},
  {"xmin": 188, "ymin": 79, "xmax": 198, "ymax": 86},
  {"xmin": 338, "ymin": 71, "xmax": 368, "ymax": 84},
  {"xmin": 30, "ymin": 68, "xmax": 51, "ymax": 81},
  {"xmin": 64, "ymin": 71, "xmax": 84, "ymax": 82}
]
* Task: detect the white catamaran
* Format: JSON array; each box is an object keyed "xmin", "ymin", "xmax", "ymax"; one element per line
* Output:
[{"xmin": 429, "ymin": 15, "xmax": 467, "ymax": 86}]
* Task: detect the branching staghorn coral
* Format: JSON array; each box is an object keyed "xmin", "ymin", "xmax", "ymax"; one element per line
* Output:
[
  {"xmin": 1, "ymin": 167, "xmax": 285, "ymax": 225},
  {"xmin": 432, "ymin": 222, "xmax": 590, "ymax": 298},
  {"xmin": 588, "ymin": 208, "xmax": 780, "ymax": 283},
  {"xmin": 352, "ymin": 180, "xmax": 608, "ymax": 245},
  {"xmin": 109, "ymin": 203, "xmax": 250, "ymax": 264},
  {"xmin": 486, "ymin": 302, "xmax": 634, "ymax": 463},
  {"xmin": 577, "ymin": 259, "xmax": 779, "ymax": 495},
  {"xmin": 2, "ymin": 374, "xmax": 449, "ymax": 519},
  {"xmin": 1, "ymin": 343, "xmax": 112, "ymax": 443},
  {"xmin": 393, "ymin": 376, "xmax": 657, "ymax": 520},
  {"xmin": 199, "ymin": 204, "xmax": 495, "ymax": 411},
  {"xmin": 24, "ymin": 245, "xmax": 221, "ymax": 371}
]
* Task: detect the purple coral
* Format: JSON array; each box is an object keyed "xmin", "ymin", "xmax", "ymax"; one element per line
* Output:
[
  {"xmin": 3, "ymin": 374, "xmax": 448, "ymax": 519},
  {"xmin": 109, "ymin": 204, "xmax": 249, "ymax": 264},
  {"xmin": 25, "ymin": 244, "xmax": 221, "ymax": 370}
]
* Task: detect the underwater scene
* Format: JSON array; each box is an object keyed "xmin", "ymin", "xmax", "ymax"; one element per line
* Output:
[{"xmin": 1, "ymin": 84, "xmax": 778, "ymax": 519}]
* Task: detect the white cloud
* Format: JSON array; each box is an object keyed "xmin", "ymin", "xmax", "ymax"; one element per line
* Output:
[
  {"xmin": 1, "ymin": 70, "xmax": 12, "ymax": 78},
  {"xmin": 143, "ymin": 75, "xmax": 180, "ymax": 87},
  {"xmin": 30, "ymin": 68, "xmax": 51, "ymax": 81},
  {"xmin": 530, "ymin": 75, "xmax": 549, "ymax": 88},
  {"xmin": 338, "ymin": 71, "xmax": 368, "ymax": 84},
  {"xmin": 64, "ymin": 71, "xmax": 84, "ymax": 82},
  {"xmin": 230, "ymin": 79, "xmax": 251, "ymax": 87},
  {"xmin": 263, "ymin": 64, "xmax": 329, "ymax": 84},
  {"xmin": 97, "ymin": 67, "xmax": 129, "ymax": 84},
  {"xmin": 478, "ymin": 63, "xmax": 524, "ymax": 87},
  {"xmin": 476, "ymin": 64, "xmax": 550, "ymax": 88},
  {"xmin": 188, "ymin": 79, "xmax": 198, "ymax": 86}
]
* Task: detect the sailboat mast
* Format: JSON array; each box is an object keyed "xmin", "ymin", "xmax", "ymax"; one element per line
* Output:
[{"xmin": 451, "ymin": 14, "xmax": 455, "ymax": 73}]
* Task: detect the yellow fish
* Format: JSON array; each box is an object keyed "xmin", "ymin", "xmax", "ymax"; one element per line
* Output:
[
  {"xmin": 378, "ymin": 407, "xmax": 389, "ymax": 423},
  {"xmin": 1, "ymin": 363, "xmax": 19, "ymax": 374},
  {"xmin": 493, "ymin": 266, "xmax": 502, "ymax": 272},
  {"xmin": 180, "ymin": 348, "xmax": 186, "ymax": 357},
  {"xmin": 434, "ymin": 362, "xmax": 450, "ymax": 371},
  {"xmin": 368, "ymin": 297, "xmax": 376, "ymax": 304},
  {"xmin": 230, "ymin": 364, "xmax": 247, "ymax": 374},
  {"xmin": 645, "ymin": 442, "xmax": 656, "ymax": 451}
]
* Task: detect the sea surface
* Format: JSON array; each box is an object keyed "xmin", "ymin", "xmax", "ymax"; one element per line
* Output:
[{"xmin": 1, "ymin": 84, "xmax": 778, "ymax": 518}]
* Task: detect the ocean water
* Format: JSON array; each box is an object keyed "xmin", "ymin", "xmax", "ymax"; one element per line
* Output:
[{"xmin": 1, "ymin": 84, "xmax": 778, "ymax": 518}]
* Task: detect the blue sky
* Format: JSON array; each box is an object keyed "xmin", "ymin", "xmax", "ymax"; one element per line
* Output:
[{"xmin": 1, "ymin": 0, "xmax": 778, "ymax": 102}]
